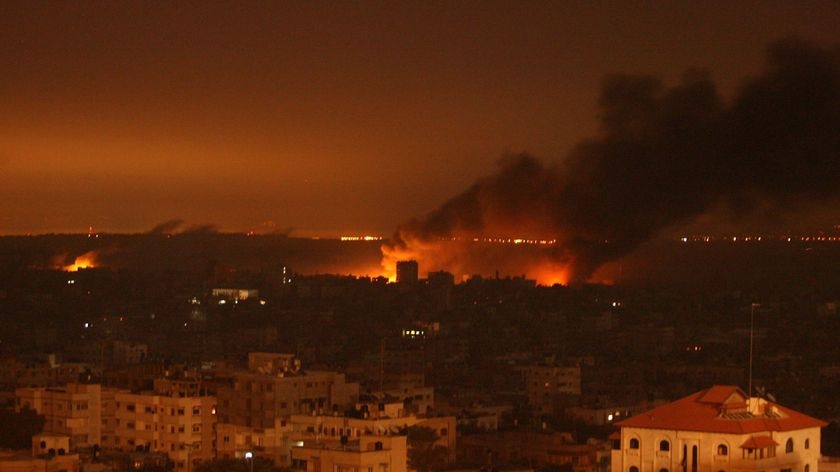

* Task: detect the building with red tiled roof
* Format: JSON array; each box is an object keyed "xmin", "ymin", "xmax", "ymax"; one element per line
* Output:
[{"xmin": 610, "ymin": 386, "xmax": 825, "ymax": 472}]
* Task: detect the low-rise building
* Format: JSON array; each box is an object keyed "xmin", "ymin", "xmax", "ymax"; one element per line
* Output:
[
  {"xmin": 0, "ymin": 450, "xmax": 80, "ymax": 472},
  {"xmin": 611, "ymin": 385, "xmax": 825, "ymax": 472},
  {"xmin": 291, "ymin": 435, "xmax": 407, "ymax": 472},
  {"xmin": 459, "ymin": 431, "xmax": 608, "ymax": 472}
]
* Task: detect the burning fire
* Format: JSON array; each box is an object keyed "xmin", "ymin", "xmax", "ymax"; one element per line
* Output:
[
  {"xmin": 381, "ymin": 231, "xmax": 572, "ymax": 285},
  {"xmin": 529, "ymin": 264, "xmax": 571, "ymax": 286},
  {"xmin": 63, "ymin": 251, "xmax": 98, "ymax": 271}
]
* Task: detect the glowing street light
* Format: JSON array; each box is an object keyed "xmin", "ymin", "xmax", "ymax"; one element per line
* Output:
[{"xmin": 245, "ymin": 451, "xmax": 254, "ymax": 472}]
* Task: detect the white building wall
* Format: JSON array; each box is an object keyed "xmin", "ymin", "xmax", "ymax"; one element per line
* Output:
[{"xmin": 613, "ymin": 426, "xmax": 822, "ymax": 472}]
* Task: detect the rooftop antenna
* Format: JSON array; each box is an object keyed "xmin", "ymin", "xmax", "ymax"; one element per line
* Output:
[{"xmin": 749, "ymin": 303, "xmax": 760, "ymax": 397}]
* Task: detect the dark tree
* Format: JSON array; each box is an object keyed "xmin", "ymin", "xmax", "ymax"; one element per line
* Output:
[
  {"xmin": 0, "ymin": 406, "xmax": 45, "ymax": 449},
  {"xmin": 407, "ymin": 425, "xmax": 449, "ymax": 472}
]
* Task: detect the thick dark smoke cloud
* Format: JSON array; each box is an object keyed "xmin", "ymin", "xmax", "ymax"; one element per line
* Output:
[{"xmin": 386, "ymin": 38, "xmax": 840, "ymax": 282}]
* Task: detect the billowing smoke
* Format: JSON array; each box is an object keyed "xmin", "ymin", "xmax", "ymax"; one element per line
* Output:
[
  {"xmin": 383, "ymin": 38, "xmax": 840, "ymax": 283},
  {"xmin": 146, "ymin": 219, "xmax": 184, "ymax": 235}
]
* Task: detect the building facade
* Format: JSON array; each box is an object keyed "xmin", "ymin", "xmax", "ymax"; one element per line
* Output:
[
  {"xmin": 216, "ymin": 356, "xmax": 359, "ymax": 429},
  {"xmin": 523, "ymin": 364, "xmax": 582, "ymax": 416},
  {"xmin": 15, "ymin": 383, "xmax": 102, "ymax": 451},
  {"xmin": 291, "ymin": 435, "xmax": 407, "ymax": 472},
  {"xmin": 611, "ymin": 386, "xmax": 825, "ymax": 472},
  {"xmin": 104, "ymin": 390, "xmax": 217, "ymax": 472}
]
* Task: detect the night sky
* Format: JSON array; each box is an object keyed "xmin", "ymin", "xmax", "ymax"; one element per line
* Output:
[{"xmin": 2, "ymin": 1, "xmax": 840, "ymax": 236}]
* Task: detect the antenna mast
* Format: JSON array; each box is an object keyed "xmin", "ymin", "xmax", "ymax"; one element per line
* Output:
[{"xmin": 749, "ymin": 303, "xmax": 759, "ymax": 397}]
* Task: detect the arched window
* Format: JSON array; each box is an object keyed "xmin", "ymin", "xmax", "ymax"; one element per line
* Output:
[
  {"xmin": 629, "ymin": 438, "xmax": 640, "ymax": 449},
  {"xmin": 805, "ymin": 438, "xmax": 810, "ymax": 450},
  {"xmin": 630, "ymin": 467, "xmax": 639, "ymax": 472},
  {"xmin": 660, "ymin": 440, "xmax": 670, "ymax": 452},
  {"xmin": 805, "ymin": 465, "xmax": 810, "ymax": 472},
  {"xmin": 660, "ymin": 468, "xmax": 669, "ymax": 472},
  {"xmin": 786, "ymin": 438, "xmax": 794, "ymax": 453},
  {"xmin": 717, "ymin": 444, "xmax": 728, "ymax": 456}
]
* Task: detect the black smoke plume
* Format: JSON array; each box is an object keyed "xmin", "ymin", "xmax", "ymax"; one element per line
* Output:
[{"xmin": 384, "ymin": 38, "xmax": 840, "ymax": 282}]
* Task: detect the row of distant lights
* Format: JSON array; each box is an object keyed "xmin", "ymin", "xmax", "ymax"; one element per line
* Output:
[
  {"xmin": 443, "ymin": 237, "xmax": 558, "ymax": 245},
  {"xmin": 217, "ymin": 299, "xmax": 268, "ymax": 306},
  {"xmin": 680, "ymin": 235, "xmax": 840, "ymax": 242},
  {"xmin": 339, "ymin": 235, "xmax": 560, "ymax": 245},
  {"xmin": 190, "ymin": 296, "xmax": 268, "ymax": 306}
]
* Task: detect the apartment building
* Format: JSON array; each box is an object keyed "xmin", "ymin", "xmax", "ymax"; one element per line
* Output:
[
  {"xmin": 15, "ymin": 383, "xmax": 102, "ymax": 451},
  {"xmin": 216, "ymin": 418, "xmax": 293, "ymax": 465},
  {"xmin": 216, "ymin": 354, "xmax": 359, "ymax": 428},
  {"xmin": 522, "ymin": 364, "xmax": 582, "ymax": 416},
  {"xmin": 103, "ymin": 389, "xmax": 217, "ymax": 472}
]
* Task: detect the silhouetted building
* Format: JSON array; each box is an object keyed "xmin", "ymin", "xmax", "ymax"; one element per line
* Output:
[
  {"xmin": 396, "ymin": 260, "xmax": 418, "ymax": 284},
  {"xmin": 428, "ymin": 270, "xmax": 454, "ymax": 310}
]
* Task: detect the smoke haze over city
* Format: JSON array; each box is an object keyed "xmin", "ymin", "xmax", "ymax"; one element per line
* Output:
[{"xmin": 384, "ymin": 39, "xmax": 840, "ymax": 283}]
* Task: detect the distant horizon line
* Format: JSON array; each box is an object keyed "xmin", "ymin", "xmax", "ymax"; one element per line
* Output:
[
  {"xmin": 3, "ymin": 229, "xmax": 840, "ymax": 243},
  {"xmin": 0, "ymin": 230, "xmax": 388, "ymax": 240}
]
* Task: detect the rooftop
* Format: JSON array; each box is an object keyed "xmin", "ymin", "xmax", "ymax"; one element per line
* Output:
[{"xmin": 617, "ymin": 385, "xmax": 826, "ymax": 434}]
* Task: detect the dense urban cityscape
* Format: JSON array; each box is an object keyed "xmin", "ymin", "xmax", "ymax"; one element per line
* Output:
[
  {"xmin": 3, "ymin": 2, "xmax": 840, "ymax": 472},
  {"xmin": 1, "ymin": 231, "xmax": 840, "ymax": 472}
]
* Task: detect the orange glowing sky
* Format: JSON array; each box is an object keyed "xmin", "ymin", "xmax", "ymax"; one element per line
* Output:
[{"xmin": 2, "ymin": 2, "xmax": 839, "ymax": 235}]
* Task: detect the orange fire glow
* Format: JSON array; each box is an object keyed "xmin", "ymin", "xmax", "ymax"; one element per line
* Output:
[
  {"xmin": 529, "ymin": 263, "xmax": 571, "ymax": 286},
  {"xmin": 63, "ymin": 251, "xmax": 98, "ymax": 271},
  {"xmin": 381, "ymin": 231, "xmax": 572, "ymax": 285}
]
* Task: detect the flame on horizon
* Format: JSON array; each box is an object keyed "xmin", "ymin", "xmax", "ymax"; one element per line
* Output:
[
  {"xmin": 381, "ymin": 39, "xmax": 840, "ymax": 286},
  {"xmin": 381, "ymin": 230, "xmax": 573, "ymax": 286},
  {"xmin": 63, "ymin": 251, "xmax": 99, "ymax": 271}
]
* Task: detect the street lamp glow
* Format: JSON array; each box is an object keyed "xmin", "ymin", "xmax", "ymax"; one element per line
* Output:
[{"xmin": 245, "ymin": 452, "xmax": 254, "ymax": 472}]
